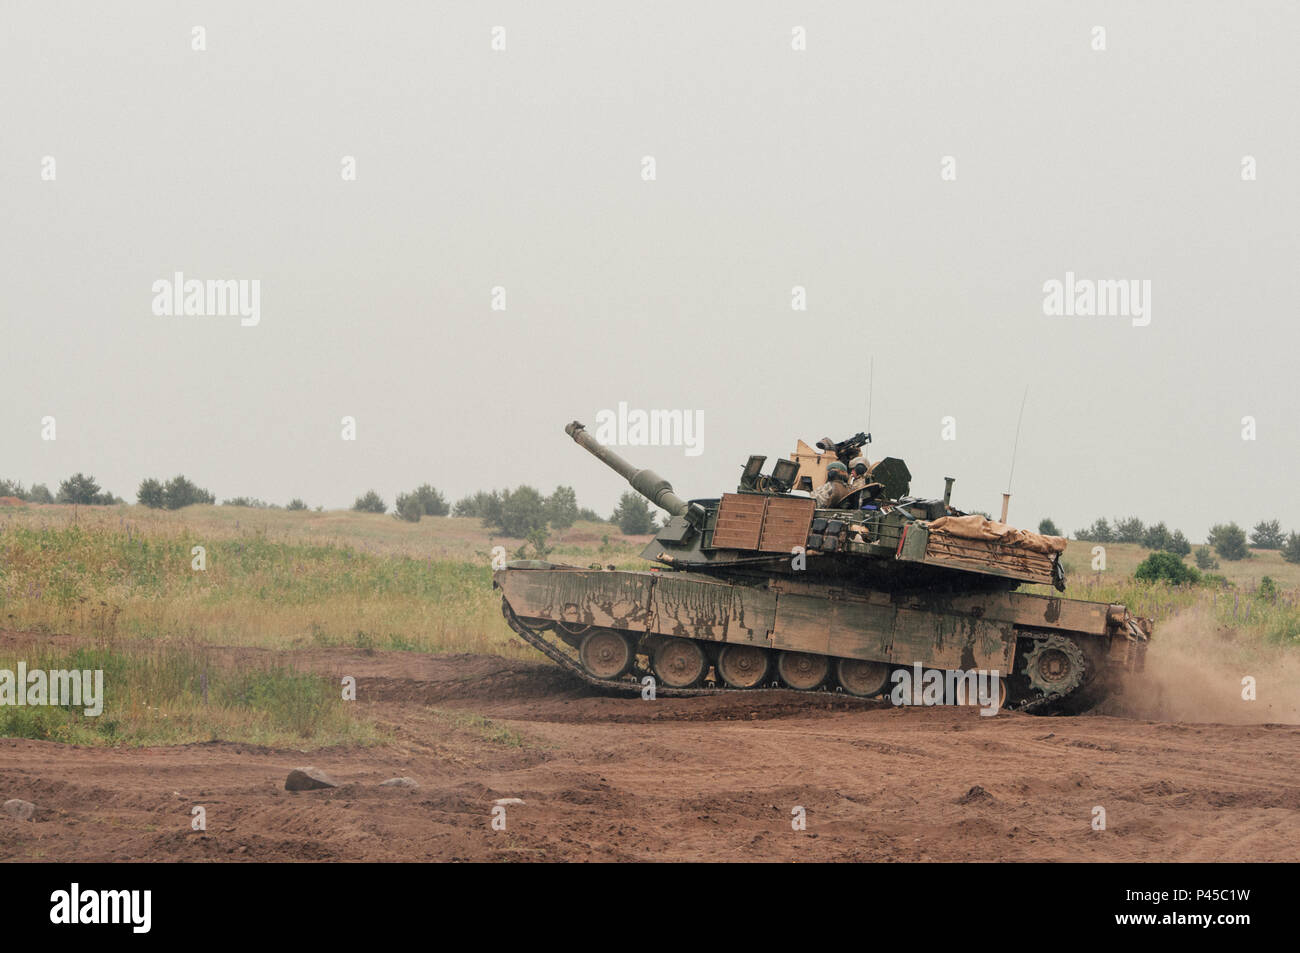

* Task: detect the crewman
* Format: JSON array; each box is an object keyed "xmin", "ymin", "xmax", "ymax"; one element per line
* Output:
[
  {"xmin": 815, "ymin": 461, "xmax": 850, "ymax": 507},
  {"xmin": 845, "ymin": 455, "xmax": 885, "ymax": 505}
]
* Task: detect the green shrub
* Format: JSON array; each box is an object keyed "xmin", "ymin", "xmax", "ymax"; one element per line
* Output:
[
  {"xmin": 353, "ymin": 490, "xmax": 386, "ymax": 514},
  {"xmin": 1134, "ymin": 551, "xmax": 1200, "ymax": 586}
]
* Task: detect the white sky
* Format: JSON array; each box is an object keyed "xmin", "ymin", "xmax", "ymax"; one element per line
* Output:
[{"xmin": 2, "ymin": 2, "xmax": 1296, "ymax": 540}]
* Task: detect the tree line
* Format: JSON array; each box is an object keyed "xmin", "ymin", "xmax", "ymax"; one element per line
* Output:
[
  {"xmin": 2, "ymin": 471, "xmax": 661, "ymax": 536},
  {"xmin": 0, "ymin": 474, "xmax": 122, "ymax": 506},
  {"xmin": 1041, "ymin": 515, "xmax": 1300, "ymax": 565}
]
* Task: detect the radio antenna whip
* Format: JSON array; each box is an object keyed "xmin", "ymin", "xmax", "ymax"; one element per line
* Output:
[
  {"xmin": 1006, "ymin": 384, "xmax": 1029, "ymax": 493},
  {"xmin": 867, "ymin": 356, "xmax": 874, "ymax": 433}
]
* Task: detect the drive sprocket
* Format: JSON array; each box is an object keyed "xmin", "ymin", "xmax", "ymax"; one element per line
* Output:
[{"xmin": 1021, "ymin": 634, "xmax": 1088, "ymax": 699}]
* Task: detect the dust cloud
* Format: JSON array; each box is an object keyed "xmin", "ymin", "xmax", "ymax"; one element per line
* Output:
[{"xmin": 1103, "ymin": 608, "xmax": 1300, "ymax": 724}]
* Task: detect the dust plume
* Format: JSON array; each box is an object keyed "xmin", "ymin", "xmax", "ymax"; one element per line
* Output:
[{"xmin": 1102, "ymin": 607, "xmax": 1300, "ymax": 724}]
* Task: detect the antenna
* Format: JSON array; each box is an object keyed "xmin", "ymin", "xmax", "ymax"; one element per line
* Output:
[
  {"xmin": 1002, "ymin": 386, "xmax": 1028, "ymax": 524},
  {"xmin": 866, "ymin": 356, "xmax": 874, "ymax": 433},
  {"xmin": 1006, "ymin": 385, "xmax": 1029, "ymax": 492}
]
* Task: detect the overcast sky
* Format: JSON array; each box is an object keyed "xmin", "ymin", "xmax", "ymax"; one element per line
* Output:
[{"xmin": 2, "ymin": 2, "xmax": 1296, "ymax": 541}]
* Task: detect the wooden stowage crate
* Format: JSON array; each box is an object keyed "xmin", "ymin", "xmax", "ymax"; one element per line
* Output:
[{"xmin": 711, "ymin": 494, "xmax": 816, "ymax": 553}]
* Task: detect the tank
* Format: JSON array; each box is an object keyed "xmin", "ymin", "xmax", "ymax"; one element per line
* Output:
[{"xmin": 493, "ymin": 421, "xmax": 1151, "ymax": 714}]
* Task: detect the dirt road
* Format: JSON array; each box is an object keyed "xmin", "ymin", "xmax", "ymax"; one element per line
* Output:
[{"xmin": 2, "ymin": 650, "xmax": 1298, "ymax": 862}]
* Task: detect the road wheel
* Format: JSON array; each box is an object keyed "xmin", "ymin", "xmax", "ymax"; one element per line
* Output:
[
  {"xmin": 579, "ymin": 630, "xmax": 634, "ymax": 680},
  {"xmin": 777, "ymin": 651, "xmax": 829, "ymax": 691},
  {"xmin": 836, "ymin": 658, "xmax": 892, "ymax": 697},
  {"xmin": 717, "ymin": 644, "xmax": 771, "ymax": 689},
  {"xmin": 652, "ymin": 637, "xmax": 708, "ymax": 688}
]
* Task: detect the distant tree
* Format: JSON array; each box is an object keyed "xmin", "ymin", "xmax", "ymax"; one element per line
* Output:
[
  {"xmin": 1141, "ymin": 521, "xmax": 1171, "ymax": 551},
  {"xmin": 161, "ymin": 475, "xmax": 214, "ymax": 509},
  {"xmin": 1282, "ymin": 533, "xmax": 1300, "ymax": 565},
  {"xmin": 1167, "ymin": 529, "xmax": 1191, "ymax": 557},
  {"xmin": 1114, "ymin": 517, "xmax": 1145, "ymax": 544},
  {"xmin": 1250, "ymin": 519, "xmax": 1285, "ymax": 550},
  {"xmin": 612, "ymin": 492, "xmax": 655, "ymax": 535},
  {"xmin": 1194, "ymin": 546, "xmax": 1219, "ymax": 570},
  {"xmin": 394, "ymin": 492, "xmax": 422, "ymax": 522},
  {"xmin": 1208, "ymin": 522, "xmax": 1249, "ymax": 561},
  {"xmin": 286, "ymin": 498, "xmax": 308, "ymax": 511},
  {"xmin": 487, "ymin": 486, "xmax": 549, "ymax": 538},
  {"xmin": 411, "ymin": 484, "xmax": 449, "ymax": 517},
  {"xmin": 57, "ymin": 473, "xmax": 103, "ymax": 505},
  {"xmin": 1075, "ymin": 518, "xmax": 1114, "ymax": 544},
  {"xmin": 576, "ymin": 507, "xmax": 605, "ymax": 523},
  {"xmin": 545, "ymin": 486, "xmax": 579, "ymax": 530},
  {"xmin": 353, "ymin": 490, "xmax": 387, "ymax": 514},
  {"xmin": 453, "ymin": 490, "xmax": 498, "ymax": 519},
  {"xmin": 137, "ymin": 478, "xmax": 165, "ymax": 509},
  {"xmin": 0, "ymin": 479, "xmax": 26, "ymax": 498},
  {"xmin": 1037, "ymin": 518, "xmax": 1061, "ymax": 537},
  {"xmin": 27, "ymin": 483, "xmax": 53, "ymax": 504},
  {"xmin": 222, "ymin": 497, "xmax": 272, "ymax": 508},
  {"xmin": 1134, "ymin": 551, "xmax": 1200, "ymax": 586}
]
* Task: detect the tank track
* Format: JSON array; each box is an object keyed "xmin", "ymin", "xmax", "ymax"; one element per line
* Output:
[{"xmin": 501, "ymin": 596, "xmax": 1074, "ymax": 713}]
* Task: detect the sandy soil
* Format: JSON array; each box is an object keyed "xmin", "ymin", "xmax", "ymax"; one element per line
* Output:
[{"xmin": 1, "ymin": 647, "xmax": 1298, "ymax": 862}]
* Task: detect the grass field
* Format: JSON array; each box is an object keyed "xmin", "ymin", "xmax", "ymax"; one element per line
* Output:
[
  {"xmin": 0, "ymin": 503, "xmax": 648, "ymax": 654},
  {"xmin": 0, "ymin": 502, "xmax": 649, "ymax": 747},
  {"xmin": 1, "ymin": 500, "xmax": 1296, "ymax": 746}
]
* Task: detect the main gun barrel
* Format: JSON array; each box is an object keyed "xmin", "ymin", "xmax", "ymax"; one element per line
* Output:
[{"xmin": 565, "ymin": 421, "xmax": 689, "ymax": 518}]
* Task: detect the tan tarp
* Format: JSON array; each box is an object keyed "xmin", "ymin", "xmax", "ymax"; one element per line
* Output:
[{"xmin": 926, "ymin": 515, "xmax": 1068, "ymax": 555}]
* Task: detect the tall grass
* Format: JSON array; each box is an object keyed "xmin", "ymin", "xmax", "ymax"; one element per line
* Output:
[
  {"xmin": 0, "ymin": 508, "xmax": 647, "ymax": 655},
  {"xmin": 1036, "ymin": 569, "xmax": 1300, "ymax": 648},
  {"xmin": 0, "ymin": 642, "xmax": 377, "ymax": 747}
]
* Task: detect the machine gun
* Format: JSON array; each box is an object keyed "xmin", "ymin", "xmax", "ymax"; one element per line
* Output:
[{"xmin": 816, "ymin": 431, "xmax": 871, "ymax": 466}]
